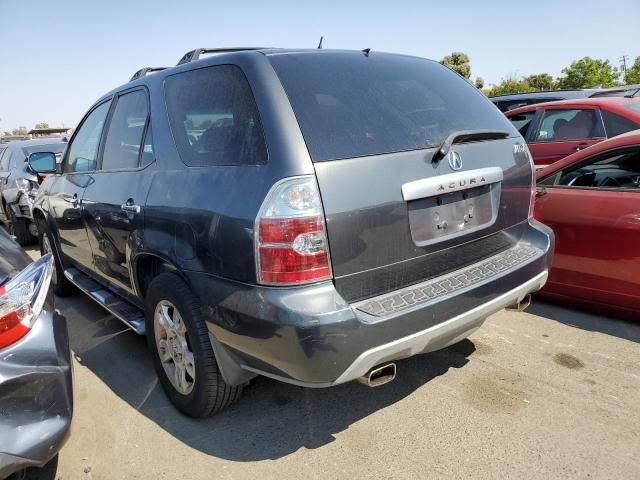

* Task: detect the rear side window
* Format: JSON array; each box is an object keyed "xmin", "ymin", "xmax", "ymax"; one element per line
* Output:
[
  {"xmin": 102, "ymin": 90, "xmax": 149, "ymax": 170},
  {"xmin": 602, "ymin": 110, "xmax": 639, "ymax": 137},
  {"xmin": 534, "ymin": 109, "xmax": 604, "ymax": 142},
  {"xmin": 508, "ymin": 111, "xmax": 536, "ymax": 138},
  {"xmin": 269, "ymin": 52, "xmax": 517, "ymax": 162},
  {"xmin": 164, "ymin": 65, "xmax": 267, "ymax": 166}
]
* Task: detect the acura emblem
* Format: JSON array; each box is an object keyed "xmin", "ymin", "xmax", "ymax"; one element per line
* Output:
[{"xmin": 448, "ymin": 151, "xmax": 463, "ymax": 171}]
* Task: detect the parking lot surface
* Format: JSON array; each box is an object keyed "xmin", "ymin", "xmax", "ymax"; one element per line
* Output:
[{"xmin": 25, "ymin": 248, "xmax": 640, "ymax": 480}]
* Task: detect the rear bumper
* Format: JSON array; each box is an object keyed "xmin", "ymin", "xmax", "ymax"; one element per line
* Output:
[
  {"xmin": 0, "ymin": 293, "xmax": 73, "ymax": 479},
  {"xmin": 188, "ymin": 219, "xmax": 553, "ymax": 387}
]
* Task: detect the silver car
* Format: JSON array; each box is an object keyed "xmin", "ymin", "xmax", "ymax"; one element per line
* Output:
[{"xmin": 0, "ymin": 139, "xmax": 65, "ymax": 245}]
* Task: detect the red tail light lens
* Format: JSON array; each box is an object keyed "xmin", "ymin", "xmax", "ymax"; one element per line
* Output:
[
  {"xmin": 0, "ymin": 254, "xmax": 53, "ymax": 349},
  {"xmin": 255, "ymin": 176, "xmax": 332, "ymax": 285}
]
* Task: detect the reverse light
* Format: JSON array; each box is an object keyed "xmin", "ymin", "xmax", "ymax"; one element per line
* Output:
[
  {"xmin": 0, "ymin": 254, "xmax": 53, "ymax": 349},
  {"xmin": 255, "ymin": 176, "xmax": 332, "ymax": 285}
]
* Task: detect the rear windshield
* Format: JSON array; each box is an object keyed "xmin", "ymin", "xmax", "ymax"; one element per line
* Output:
[{"xmin": 269, "ymin": 52, "xmax": 517, "ymax": 162}]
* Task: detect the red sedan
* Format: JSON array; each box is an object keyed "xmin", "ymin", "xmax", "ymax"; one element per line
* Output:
[
  {"xmin": 506, "ymin": 97, "xmax": 640, "ymax": 165},
  {"xmin": 534, "ymin": 130, "xmax": 640, "ymax": 318}
]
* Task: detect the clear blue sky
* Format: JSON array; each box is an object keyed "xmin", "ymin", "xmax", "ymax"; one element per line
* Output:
[{"xmin": 1, "ymin": 0, "xmax": 638, "ymax": 131}]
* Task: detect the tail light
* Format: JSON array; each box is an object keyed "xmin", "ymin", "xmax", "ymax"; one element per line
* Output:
[
  {"xmin": 525, "ymin": 145, "xmax": 536, "ymax": 218},
  {"xmin": 255, "ymin": 176, "xmax": 332, "ymax": 285},
  {"xmin": 0, "ymin": 254, "xmax": 53, "ymax": 349}
]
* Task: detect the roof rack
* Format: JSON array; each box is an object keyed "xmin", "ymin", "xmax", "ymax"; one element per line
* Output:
[
  {"xmin": 130, "ymin": 67, "xmax": 168, "ymax": 82},
  {"xmin": 176, "ymin": 47, "xmax": 265, "ymax": 66}
]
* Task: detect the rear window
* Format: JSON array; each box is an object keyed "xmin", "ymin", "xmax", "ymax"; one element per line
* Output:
[
  {"xmin": 269, "ymin": 52, "xmax": 517, "ymax": 162},
  {"xmin": 164, "ymin": 65, "xmax": 267, "ymax": 166}
]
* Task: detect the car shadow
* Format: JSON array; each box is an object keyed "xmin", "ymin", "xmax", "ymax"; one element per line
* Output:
[
  {"xmin": 56, "ymin": 293, "xmax": 477, "ymax": 461},
  {"xmin": 528, "ymin": 300, "xmax": 640, "ymax": 344}
]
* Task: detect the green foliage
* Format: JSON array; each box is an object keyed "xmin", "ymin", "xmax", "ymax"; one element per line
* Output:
[
  {"xmin": 441, "ymin": 52, "xmax": 471, "ymax": 79},
  {"xmin": 34, "ymin": 122, "xmax": 49, "ymax": 129},
  {"xmin": 486, "ymin": 76, "xmax": 536, "ymax": 97},
  {"xmin": 12, "ymin": 127, "xmax": 28, "ymax": 135},
  {"xmin": 625, "ymin": 56, "xmax": 640, "ymax": 84},
  {"xmin": 557, "ymin": 57, "xmax": 620, "ymax": 88},
  {"xmin": 524, "ymin": 73, "xmax": 556, "ymax": 91},
  {"xmin": 474, "ymin": 77, "xmax": 485, "ymax": 89}
]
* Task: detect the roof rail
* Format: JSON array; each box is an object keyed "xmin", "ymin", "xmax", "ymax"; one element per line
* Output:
[
  {"xmin": 176, "ymin": 47, "xmax": 265, "ymax": 66},
  {"xmin": 130, "ymin": 67, "xmax": 168, "ymax": 82}
]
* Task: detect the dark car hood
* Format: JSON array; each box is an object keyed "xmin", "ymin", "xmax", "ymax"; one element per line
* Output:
[{"xmin": 0, "ymin": 228, "xmax": 31, "ymax": 284}]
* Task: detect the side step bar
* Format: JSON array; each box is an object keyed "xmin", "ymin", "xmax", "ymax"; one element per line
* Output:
[{"xmin": 64, "ymin": 268, "xmax": 146, "ymax": 335}]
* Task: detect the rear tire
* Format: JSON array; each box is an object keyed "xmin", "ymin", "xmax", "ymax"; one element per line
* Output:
[
  {"xmin": 9, "ymin": 209, "xmax": 36, "ymax": 246},
  {"xmin": 37, "ymin": 218, "xmax": 75, "ymax": 297},
  {"xmin": 145, "ymin": 273, "xmax": 242, "ymax": 417}
]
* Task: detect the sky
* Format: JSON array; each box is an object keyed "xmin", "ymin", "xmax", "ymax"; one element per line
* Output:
[{"xmin": 1, "ymin": 0, "xmax": 638, "ymax": 131}]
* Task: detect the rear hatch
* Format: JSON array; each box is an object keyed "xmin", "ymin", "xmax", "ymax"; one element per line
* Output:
[{"xmin": 269, "ymin": 52, "xmax": 532, "ymax": 302}]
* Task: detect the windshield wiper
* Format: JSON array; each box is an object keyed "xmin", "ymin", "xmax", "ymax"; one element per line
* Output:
[{"xmin": 432, "ymin": 129, "xmax": 510, "ymax": 162}]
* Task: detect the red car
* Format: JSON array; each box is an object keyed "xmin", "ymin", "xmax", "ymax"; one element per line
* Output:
[
  {"xmin": 534, "ymin": 130, "xmax": 640, "ymax": 318},
  {"xmin": 506, "ymin": 97, "xmax": 640, "ymax": 165}
]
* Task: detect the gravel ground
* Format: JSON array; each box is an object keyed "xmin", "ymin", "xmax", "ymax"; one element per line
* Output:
[{"xmin": 23, "ymin": 248, "xmax": 640, "ymax": 480}]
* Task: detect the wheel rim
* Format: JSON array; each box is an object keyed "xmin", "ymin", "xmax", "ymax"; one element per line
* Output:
[
  {"xmin": 154, "ymin": 300, "xmax": 196, "ymax": 395},
  {"xmin": 41, "ymin": 233, "xmax": 57, "ymax": 286}
]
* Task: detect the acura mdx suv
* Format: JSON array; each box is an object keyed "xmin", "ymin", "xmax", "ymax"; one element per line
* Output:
[{"xmin": 32, "ymin": 47, "xmax": 553, "ymax": 417}]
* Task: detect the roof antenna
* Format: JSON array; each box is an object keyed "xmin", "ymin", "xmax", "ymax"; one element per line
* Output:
[
  {"xmin": 362, "ymin": 48, "xmax": 371, "ymax": 57},
  {"xmin": 317, "ymin": 36, "xmax": 323, "ymax": 49}
]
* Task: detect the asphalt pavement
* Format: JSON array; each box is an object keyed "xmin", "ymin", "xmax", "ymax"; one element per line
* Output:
[{"xmin": 23, "ymin": 247, "xmax": 640, "ymax": 480}]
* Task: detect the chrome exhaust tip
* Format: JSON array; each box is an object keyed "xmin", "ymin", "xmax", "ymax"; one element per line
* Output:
[
  {"xmin": 357, "ymin": 363, "xmax": 396, "ymax": 387},
  {"xmin": 506, "ymin": 294, "xmax": 532, "ymax": 312}
]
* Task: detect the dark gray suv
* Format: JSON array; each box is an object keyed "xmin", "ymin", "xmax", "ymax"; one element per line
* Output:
[{"xmin": 32, "ymin": 48, "xmax": 553, "ymax": 417}]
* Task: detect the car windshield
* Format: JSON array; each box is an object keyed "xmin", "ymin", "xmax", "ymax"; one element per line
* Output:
[{"xmin": 269, "ymin": 52, "xmax": 517, "ymax": 161}]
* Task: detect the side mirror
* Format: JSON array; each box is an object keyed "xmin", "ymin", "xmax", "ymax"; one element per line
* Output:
[{"xmin": 28, "ymin": 152, "xmax": 57, "ymax": 174}]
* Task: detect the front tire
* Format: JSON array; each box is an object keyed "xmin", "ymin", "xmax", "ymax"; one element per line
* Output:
[
  {"xmin": 145, "ymin": 273, "xmax": 241, "ymax": 417},
  {"xmin": 9, "ymin": 209, "xmax": 36, "ymax": 246}
]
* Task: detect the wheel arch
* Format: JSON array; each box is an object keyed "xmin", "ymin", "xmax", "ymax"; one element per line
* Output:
[{"xmin": 132, "ymin": 252, "xmax": 186, "ymax": 300}]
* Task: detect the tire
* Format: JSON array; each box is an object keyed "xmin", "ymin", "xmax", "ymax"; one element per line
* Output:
[
  {"xmin": 145, "ymin": 272, "xmax": 241, "ymax": 417},
  {"xmin": 8, "ymin": 208, "xmax": 36, "ymax": 246},
  {"xmin": 37, "ymin": 218, "xmax": 75, "ymax": 297}
]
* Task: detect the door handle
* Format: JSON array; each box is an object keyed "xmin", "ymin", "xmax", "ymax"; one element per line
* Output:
[
  {"xmin": 121, "ymin": 203, "xmax": 141, "ymax": 214},
  {"xmin": 576, "ymin": 143, "xmax": 589, "ymax": 151}
]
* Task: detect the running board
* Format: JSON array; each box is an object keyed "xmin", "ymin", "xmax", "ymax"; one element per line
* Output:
[{"xmin": 64, "ymin": 268, "xmax": 146, "ymax": 335}]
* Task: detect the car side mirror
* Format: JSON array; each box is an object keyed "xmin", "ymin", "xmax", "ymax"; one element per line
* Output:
[{"xmin": 28, "ymin": 152, "xmax": 57, "ymax": 174}]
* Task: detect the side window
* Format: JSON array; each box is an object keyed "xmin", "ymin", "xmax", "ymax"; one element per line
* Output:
[
  {"xmin": 101, "ymin": 90, "xmax": 149, "ymax": 170},
  {"xmin": 164, "ymin": 65, "xmax": 267, "ymax": 166},
  {"xmin": 66, "ymin": 101, "xmax": 111, "ymax": 173},
  {"xmin": 141, "ymin": 123, "xmax": 154, "ymax": 166},
  {"xmin": 555, "ymin": 148, "xmax": 640, "ymax": 190},
  {"xmin": 602, "ymin": 111, "xmax": 639, "ymax": 138},
  {"xmin": 508, "ymin": 111, "xmax": 536, "ymax": 138},
  {"xmin": 534, "ymin": 109, "xmax": 604, "ymax": 142},
  {"xmin": 0, "ymin": 149, "xmax": 10, "ymax": 171}
]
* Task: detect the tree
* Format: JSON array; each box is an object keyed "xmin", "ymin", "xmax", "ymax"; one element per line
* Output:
[
  {"xmin": 12, "ymin": 127, "xmax": 28, "ymax": 135},
  {"xmin": 624, "ymin": 56, "xmax": 640, "ymax": 84},
  {"xmin": 475, "ymin": 77, "xmax": 485, "ymax": 89},
  {"xmin": 441, "ymin": 52, "xmax": 471, "ymax": 79},
  {"xmin": 485, "ymin": 76, "xmax": 535, "ymax": 97},
  {"xmin": 34, "ymin": 122, "xmax": 49, "ymax": 129},
  {"xmin": 557, "ymin": 57, "xmax": 620, "ymax": 88},
  {"xmin": 524, "ymin": 73, "xmax": 556, "ymax": 91}
]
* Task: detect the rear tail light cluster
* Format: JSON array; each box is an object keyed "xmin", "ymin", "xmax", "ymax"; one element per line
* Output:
[
  {"xmin": 0, "ymin": 254, "xmax": 53, "ymax": 349},
  {"xmin": 525, "ymin": 145, "xmax": 537, "ymax": 219},
  {"xmin": 255, "ymin": 176, "xmax": 332, "ymax": 285}
]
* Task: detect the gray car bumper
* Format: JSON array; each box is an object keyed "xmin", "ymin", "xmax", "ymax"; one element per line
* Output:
[
  {"xmin": 188, "ymin": 219, "xmax": 553, "ymax": 387},
  {"xmin": 0, "ymin": 294, "xmax": 72, "ymax": 479}
]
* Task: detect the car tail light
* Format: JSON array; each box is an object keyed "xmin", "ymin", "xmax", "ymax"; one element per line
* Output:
[
  {"xmin": 0, "ymin": 254, "xmax": 53, "ymax": 349},
  {"xmin": 255, "ymin": 176, "xmax": 332, "ymax": 285},
  {"xmin": 525, "ymin": 145, "xmax": 536, "ymax": 218}
]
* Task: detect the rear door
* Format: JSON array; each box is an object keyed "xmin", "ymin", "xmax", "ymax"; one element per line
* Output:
[
  {"xmin": 81, "ymin": 88, "xmax": 155, "ymax": 300},
  {"xmin": 269, "ymin": 52, "xmax": 532, "ymax": 302},
  {"xmin": 51, "ymin": 100, "xmax": 112, "ymax": 270},
  {"xmin": 527, "ymin": 107, "xmax": 605, "ymax": 165},
  {"xmin": 535, "ymin": 146, "xmax": 640, "ymax": 311}
]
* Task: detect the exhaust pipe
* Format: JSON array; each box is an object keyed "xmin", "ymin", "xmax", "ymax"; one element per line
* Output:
[
  {"xmin": 506, "ymin": 294, "xmax": 531, "ymax": 312},
  {"xmin": 357, "ymin": 363, "xmax": 396, "ymax": 387}
]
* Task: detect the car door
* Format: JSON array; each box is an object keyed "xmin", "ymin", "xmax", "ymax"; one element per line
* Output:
[
  {"xmin": 49, "ymin": 100, "xmax": 112, "ymax": 271},
  {"xmin": 535, "ymin": 146, "xmax": 640, "ymax": 312},
  {"xmin": 81, "ymin": 88, "xmax": 155, "ymax": 300},
  {"xmin": 528, "ymin": 107, "xmax": 605, "ymax": 165}
]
